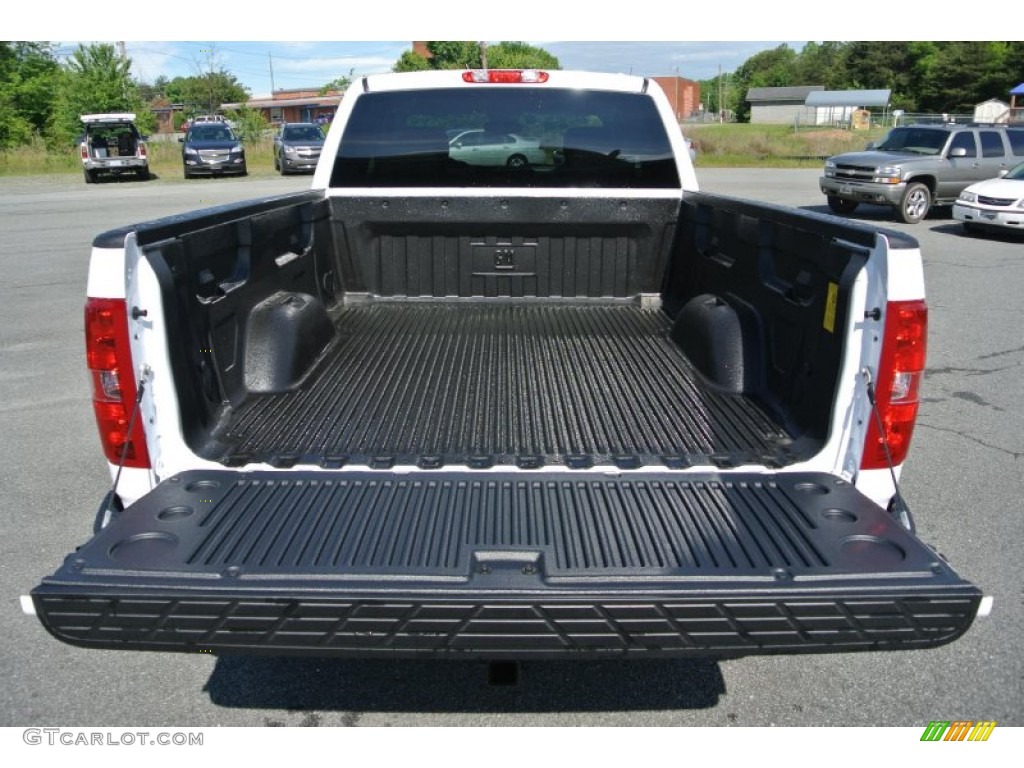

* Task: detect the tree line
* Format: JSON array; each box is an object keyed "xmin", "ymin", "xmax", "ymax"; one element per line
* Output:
[
  {"xmin": 2, "ymin": 41, "xmax": 1020, "ymax": 152},
  {"xmin": 0, "ymin": 42, "xmax": 254, "ymax": 150},
  {"xmin": 700, "ymin": 42, "xmax": 1024, "ymax": 121},
  {"xmin": 393, "ymin": 41, "xmax": 559, "ymax": 72}
]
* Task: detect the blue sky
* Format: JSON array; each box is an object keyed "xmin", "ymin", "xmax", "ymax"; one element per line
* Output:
[
  {"xmin": 25, "ymin": 3, "xmax": 977, "ymax": 97},
  {"xmin": 101, "ymin": 41, "xmax": 807, "ymax": 96}
]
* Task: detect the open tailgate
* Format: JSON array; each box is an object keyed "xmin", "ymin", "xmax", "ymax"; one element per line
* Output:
[{"xmin": 31, "ymin": 470, "xmax": 982, "ymax": 658}]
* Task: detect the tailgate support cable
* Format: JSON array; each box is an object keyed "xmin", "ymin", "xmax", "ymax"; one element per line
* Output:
[
  {"xmin": 94, "ymin": 377, "xmax": 146, "ymax": 534},
  {"xmin": 862, "ymin": 368, "xmax": 914, "ymax": 533}
]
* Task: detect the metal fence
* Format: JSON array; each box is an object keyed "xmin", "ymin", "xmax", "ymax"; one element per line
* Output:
[
  {"xmin": 790, "ymin": 110, "xmax": 978, "ymax": 131},
  {"xmin": 893, "ymin": 112, "xmax": 974, "ymax": 126},
  {"xmin": 682, "ymin": 108, "xmax": 1015, "ymax": 129},
  {"xmin": 683, "ymin": 110, "xmax": 737, "ymax": 124}
]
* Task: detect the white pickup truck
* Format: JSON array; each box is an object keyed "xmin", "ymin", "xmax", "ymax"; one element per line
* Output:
[{"xmin": 29, "ymin": 70, "xmax": 984, "ymax": 659}]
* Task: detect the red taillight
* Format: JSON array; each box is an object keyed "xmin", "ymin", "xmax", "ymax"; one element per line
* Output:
[
  {"xmin": 80, "ymin": 144, "xmax": 89, "ymax": 161},
  {"xmin": 462, "ymin": 69, "xmax": 549, "ymax": 84},
  {"xmin": 861, "ymin": 300, "xmax": 927, "ymax": 469},
  {"xmin": 85, "ymin": 298, "xmax": 150, "ymax": 468},
  {"xmin": 138, "ymin": 143, "xmax": 147, "ymax": 159}
]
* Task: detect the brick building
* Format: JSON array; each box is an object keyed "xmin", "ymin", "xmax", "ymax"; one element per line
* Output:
[
  {"xmin": 222, "ymin": 87, "xmax": 343, "ymax": 126},
  {"xmin": 651, "ymin": 76, "xmax": 701, "ymax": 122}
]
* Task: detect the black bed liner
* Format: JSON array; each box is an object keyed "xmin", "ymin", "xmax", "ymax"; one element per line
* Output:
[
  {"xmin": 33, "ymin": 470, "xmax": 981, "ymax": 658},
  {"xmin": 212, "ymin": 303, "xmax": 800, "ymax": 469}
]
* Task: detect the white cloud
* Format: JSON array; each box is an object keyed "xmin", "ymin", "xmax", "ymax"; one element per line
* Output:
[
  {"xmin": 273, "ymin": 56, "xmax": 398, "ymax": 74},
  {"xmin": 537, "ymin": 41, "xmax": 810, "ymax": 80}
]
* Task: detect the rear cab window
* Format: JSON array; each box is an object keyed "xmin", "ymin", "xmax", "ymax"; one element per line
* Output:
[{"xmin": 329, "ymin": 87, "xmax": 679, "ymax": 189}]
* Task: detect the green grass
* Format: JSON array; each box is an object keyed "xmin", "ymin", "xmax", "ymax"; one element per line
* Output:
[
  {"xmin": 141, "ymin": 137, "xmax": 280, "ymax": 179},
  {"xmin": 0, "ymin": 137, "xmax": 80, "ymax": 175},
  {"xmin": 0, "ymin": 136, "xmax": 280, "ymax": 179},
  {"xmin": 686, "ymin": 123, "xmax": 889, "ymax": 168},
  {"xmin": 0, "ymin": 124, "xmax": 892, "ymax": 177}
]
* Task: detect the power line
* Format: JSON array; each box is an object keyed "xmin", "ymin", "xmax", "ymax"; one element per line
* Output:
[
  {"xmin": 210, "ymin": 43, "xmax": 402, "ymax": 62},
  {"xmin": 52, "ymin": 41, "xmax": 400, "ymax": 92},
  {"xmin": 126, "ymin": 46, "xmax": 198, "ymax": 65}
]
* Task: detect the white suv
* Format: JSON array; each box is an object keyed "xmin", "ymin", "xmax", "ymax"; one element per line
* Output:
[{"xmin": 79, "ymin": 113, "xmax": 150, "ymax": 183}]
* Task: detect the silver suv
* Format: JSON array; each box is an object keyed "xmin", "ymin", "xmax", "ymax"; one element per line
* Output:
[
  {"xmin": 272, "ymin": 122, "xmax": 325, "ymax": 175},
  {"xmin": 820, "ymin": 123, "xmax": 1024, "ymax": 223}
]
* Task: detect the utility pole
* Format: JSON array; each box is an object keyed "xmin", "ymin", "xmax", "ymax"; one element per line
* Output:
[
  {"xmin": 203, "ymin": 45, "xmax": 217, "ymax": 113},
  {"xmin": 718, "ymin": 64, "xmax": 724, "ymax": 124},
  {"xmin": 116, "ymin": 42, "xmax": 129, "ymax": 100},
  {"xmin": 479, "ymin": 41, "xmax": 488, "ymax": 69},
  {"xmin": 269, "ymin": 53, "xmax": 276, "ymax": 94}
]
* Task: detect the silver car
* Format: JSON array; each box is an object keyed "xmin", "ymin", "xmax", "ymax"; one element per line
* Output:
[
  {"xmin": 448, "ymin": 129, "xmax": 547, "ymax": 169},
  {"xmin": 953, "ymin": 161, "xmax": 1024, "ymax": 235}
]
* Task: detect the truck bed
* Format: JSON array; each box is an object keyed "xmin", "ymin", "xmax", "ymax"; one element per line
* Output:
[
  {"xmin": 215, "ymin": 303, "xmax": 794, "ymax": 469},
  {"xmin": 137, "ymin": 192, "xmax": 877, "ymax": 474}
]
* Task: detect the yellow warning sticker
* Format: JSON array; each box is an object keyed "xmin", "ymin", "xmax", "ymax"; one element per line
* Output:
[{"xmin": 823, "ymin": 282, "xmax": 839, "ymax": 333}]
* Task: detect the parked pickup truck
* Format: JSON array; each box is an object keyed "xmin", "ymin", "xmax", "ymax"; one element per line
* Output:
[{"xmin": 28, "ymin": 70, "xmax": 985, "ymax": 659}]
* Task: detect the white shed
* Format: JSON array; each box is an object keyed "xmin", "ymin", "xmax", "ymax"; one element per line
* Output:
[
  {"xmin": 804, "ymin": 90, "xmax": 892, "ymax": 126},
  {"xmin": 973, "ymin": 99, "xmax": 1009, "ymax": 124}
]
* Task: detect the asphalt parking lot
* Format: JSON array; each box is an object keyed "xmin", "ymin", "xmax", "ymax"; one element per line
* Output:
[{"xmin": 0, "ymin": 169, "xmax": 1020, "ymax": 727}]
